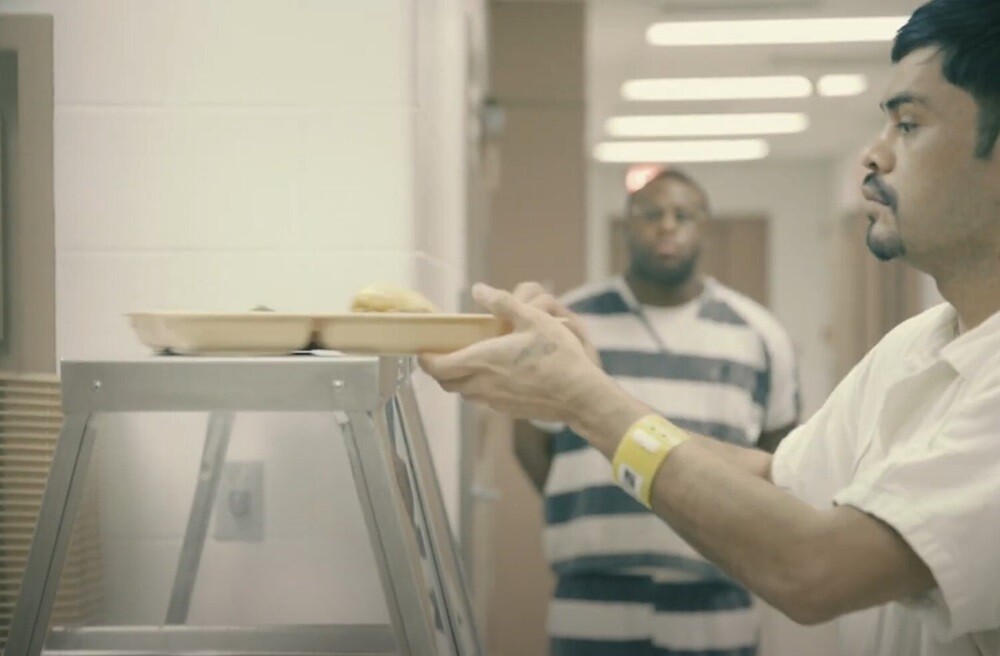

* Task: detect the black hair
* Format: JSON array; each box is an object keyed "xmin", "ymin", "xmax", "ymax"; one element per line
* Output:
[
  {"xmin": 893, "ymin": 0, "xmax": 1000, "ymax": 158},
  {"xmin": 627, "ymin": 168, "xmax": 711, "ymax": 215}
]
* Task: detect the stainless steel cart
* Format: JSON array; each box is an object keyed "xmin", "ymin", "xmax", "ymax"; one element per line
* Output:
[{"xmin": 4, "ymin": 356, "xmax": 483, "ymax": 656}]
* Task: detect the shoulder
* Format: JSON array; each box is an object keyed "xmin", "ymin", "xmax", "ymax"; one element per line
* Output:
[
  {"xmin": 884, "ymin": 302, "xmax": 952, "ymax": 340},
  {"xmin": 830, "ymin": 303, "xmax": 954, "ymax": 399},
  {"xmin": 562, "ymin": 279, "xmax": 631, "ymax": 316},
  {"xmin": 870, "ymin": 302, "xmax": 955, "ymax": 362},
  {"xmin": 703, "ymin": 280, "xmax": 791, "ymax": 348}
]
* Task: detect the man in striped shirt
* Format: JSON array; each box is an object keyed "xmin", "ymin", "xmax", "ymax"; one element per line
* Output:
[{"xmin": 514, "ymin": 168, "xmax": 800, "ymax": 656}]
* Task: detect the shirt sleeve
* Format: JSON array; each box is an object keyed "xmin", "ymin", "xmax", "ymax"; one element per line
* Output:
[
  {"xmin": 761, "ymin": 324, "xmax": 801, "ymax": 432},
  {"xmin": 770, "ymin": 348, "xmax": 874, "ymax": 509},
  {"xmin": 833, "ymin": 377, "xmax": 1000, "ymax": 638}
]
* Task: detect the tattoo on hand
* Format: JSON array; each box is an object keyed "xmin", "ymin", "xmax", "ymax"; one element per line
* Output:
[{"xmin": 514, "ymin": 336, "xmax": 559, "ymax": 366}]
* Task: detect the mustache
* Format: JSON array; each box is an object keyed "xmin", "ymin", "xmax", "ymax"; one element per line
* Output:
[{"xmin": 863, "ymin": 172, "xmax": 898, "ymax": 212}]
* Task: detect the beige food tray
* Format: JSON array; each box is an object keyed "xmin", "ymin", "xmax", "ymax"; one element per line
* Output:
[
  {"xmin": 129, "ymin": 312, "xmax": 315, "ymax": 356},
  {"xmin": 316, "ymin": 313, "xmax": 509, "ymax": 354},
  {"xmin": 128, "ymin": 311, "xmax": 517, "ymax": 355}
]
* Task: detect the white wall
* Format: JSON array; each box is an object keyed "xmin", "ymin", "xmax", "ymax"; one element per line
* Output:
[
  {"xmin": 3, "ymin": 0, "xmax": 469, "ymax": 625},
  {"xmin": 412, "ymin": 0, "xmax": 469, "ymax": 526}
]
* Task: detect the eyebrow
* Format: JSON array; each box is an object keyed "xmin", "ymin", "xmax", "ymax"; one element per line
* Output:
[{"xmin": 880, "ymin": 92, "xmax": 931, "ymax": 113}]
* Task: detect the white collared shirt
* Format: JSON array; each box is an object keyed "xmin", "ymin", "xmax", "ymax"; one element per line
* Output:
[{"xmin": 772, "ymin": 303, "xmax": 1000, "ymax": 656}]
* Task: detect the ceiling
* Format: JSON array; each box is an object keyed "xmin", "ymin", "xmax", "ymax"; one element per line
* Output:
[{"xmin": 587, "ymin": 0, "xmax": 926, "ymax": 163}]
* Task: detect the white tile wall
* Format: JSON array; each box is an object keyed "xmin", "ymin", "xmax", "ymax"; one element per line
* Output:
[
  {"xmin": 57, "ymin": 251, "xmax": 416, "ymax": 358},
  {"xmin": 413, "ymin": 0, "xmax": 465, "ymax": 272},
  {"xmin": 414, "ymin": 128, "xmax": 465, "ymax": 269},
  {"xmin": 98, "ymin": 536, "xmax": 391, "ymax": 626},
  {"xmin": 99, "ymin": 538, "xmax": 185, "ymax": 623},
  {"xmin": 190, "ymin": 538, "xmax": 390, "ymax": 625},
  {"xmin": 185, "ymin": 413, "xmax": 392, "ymax": 626},
  {"xmin": 94, "ymin": 413, "xmax": 206, "ymax": 540},
  {"xmin": 56, "ymin": 107, "xmax": 414, "ymax": 253},
  {"xmin": 297, "ymin": 109, "xmax": 415, "ymax": 253},
  {"xmin": 411, "ymin": 0, "xmax": 468, "ymax": 528},
  {"xmin": 52, "ymin": 0, "xmax": 410, "ymax": 108},
  {"xmin": 56, "ymin": 108, "xmax": 304, "ymax": 252},
  {"xmin": 92, "ymin": 411, "xmax": 392, "ymax": 625},
  {"xmin": 3, "ymin": 0, "xmax": 470, "ymax": 627}
]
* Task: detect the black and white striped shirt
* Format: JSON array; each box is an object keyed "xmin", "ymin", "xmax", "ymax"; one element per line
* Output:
[{"xmin": 542, "ymin": 276, "xmax": 800, "ymax": 578}]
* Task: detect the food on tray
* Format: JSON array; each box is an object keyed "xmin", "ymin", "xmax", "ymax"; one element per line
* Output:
[{"xmin": 350, "ymin": 284, "xmax": 439, "ymax": 314}]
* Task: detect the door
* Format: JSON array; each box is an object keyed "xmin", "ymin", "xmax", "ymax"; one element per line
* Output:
[
  {"xmin": 610, "ymin": 214, "xmax": 771, "ymax": 306},
  {"xmin": 0, "ymin": 16, "xmax": 56, "ymax": 373}
]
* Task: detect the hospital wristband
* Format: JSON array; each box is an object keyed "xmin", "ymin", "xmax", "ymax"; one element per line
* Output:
[{"xmin": 611, "ymin": 414, "xmax": 691, "ymax": 508}]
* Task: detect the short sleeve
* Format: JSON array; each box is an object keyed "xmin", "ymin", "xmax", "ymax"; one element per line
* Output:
[
  {"xmin": 770, "ymin": 348, "xmax": 874, "ymax": 508},
  {"xmin": 833, "ymin": 379, "xmax": 1000, "ymax": 638}
]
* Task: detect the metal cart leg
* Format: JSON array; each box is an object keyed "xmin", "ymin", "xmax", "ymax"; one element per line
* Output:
[
  {"xmin": 5, "ymin": 413, "xmax": 96, "ymax": 656},
  {"xmin": 165, "ymin": 412, "xmax": 234, "ymax": 624},
  {"xmin": 396, "ymin": 386, "xmax": 483, "ymax": 656},
  {"xmin": 339, "ymin": 409, "xmax": 440, "ymax": 656}
]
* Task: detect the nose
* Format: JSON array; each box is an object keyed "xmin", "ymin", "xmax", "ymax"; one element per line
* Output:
[
  {"xmin": 657, "ymin": 210, "xmax": 680, "ymax": 232},
  {"xmin": 861, "ymin": 126, "xmax": 896, "ymax": 177}
]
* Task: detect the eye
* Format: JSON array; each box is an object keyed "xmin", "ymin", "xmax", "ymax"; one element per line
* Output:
[
  {"xmin": 896, "ymin": 121, "xmax": 918, "ymax": 135},
  {"xmin": 636, "ymin": 207, "xmax": 663, "ymax": 222}
]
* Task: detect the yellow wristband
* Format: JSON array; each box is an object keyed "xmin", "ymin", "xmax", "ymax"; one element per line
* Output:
[{"xmin": 611, "ymin": 414, "xmax": 690, "ymax": 508}]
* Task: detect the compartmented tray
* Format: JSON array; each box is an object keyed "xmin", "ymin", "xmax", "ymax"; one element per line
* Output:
[
  {"xmin": 127, "ymin": 310, "xmax": 514, "ymax": 356},
  {"xmin": 128, "ymin": 312, "xmax": 315, "ymax": 356},
  {"xmin": 315, "ymin": 313, "xmax": 508, "ymax": 354}
]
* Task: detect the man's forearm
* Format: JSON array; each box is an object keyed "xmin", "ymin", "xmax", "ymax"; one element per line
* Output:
[
  {"xmin": 650, "ymin": 441, "xmax": 933, "ymax": 623},
  {"xmin": 565, "ymin": 378, "xmax": 822, "ymax": 617},
  {"xmin": 564, "ymin": 374, "xmax": 931, "ymax": 623},
  {"xmin": 650, "ymin": 440, "xmax": 831, "ymax": 620},
  {"xmin": 566, "ymin": 374, "xmax": 771, "ymax": 479}
]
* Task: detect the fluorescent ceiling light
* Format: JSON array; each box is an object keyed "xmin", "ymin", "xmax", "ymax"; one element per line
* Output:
[
  {"xmin": 606, "ymin": 113, "xmax": 809, "ymax": 138},
  {"xmin": 818, "ymin": 74, "xmax": 869, "ymax": 97},
  {"xmin": 622, "ymin": 76, "xmax": 812, "ymax": 101},
  {"xmin": 647, "ymin": 16, "xmax": 908, "ymax": 46},
  {"xmin": 593, "ymin": 139, "xmax": 770, "ymax": 164}
]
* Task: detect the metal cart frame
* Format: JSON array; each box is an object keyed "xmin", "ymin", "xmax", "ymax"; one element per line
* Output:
[{"xmin": 4, "ymin": 356, "xmax": 482, "ymax": 656}]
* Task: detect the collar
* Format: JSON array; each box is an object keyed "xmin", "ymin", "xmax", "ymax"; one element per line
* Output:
[
  {"xmin": 902, "ymin": 303, "xmax": 1000, "ymax": 379},
  {"xmin": 940, "ymin": 305, "xmax": 1000, "ymax": 379},
  {"xmin": 612, "ymin": 275, "xmax": 717, "ymax": 312}
]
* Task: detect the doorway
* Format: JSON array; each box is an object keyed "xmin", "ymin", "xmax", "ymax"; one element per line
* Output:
[{"xmin": 0, "ymin": 14, "xmax": 56, "ymax": 373}]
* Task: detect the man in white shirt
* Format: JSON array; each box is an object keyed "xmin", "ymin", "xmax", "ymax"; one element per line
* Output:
[{"xmin": 421, "ymin": 0, "xmax": 1000, "ymax": 653}]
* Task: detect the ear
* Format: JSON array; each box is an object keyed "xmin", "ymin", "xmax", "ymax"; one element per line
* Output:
[{"xmin": 985, "ymin": 143, "xmax": 1000, "ymax": 205}]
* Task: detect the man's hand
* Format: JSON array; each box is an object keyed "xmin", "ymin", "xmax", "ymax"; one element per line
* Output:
[
  {"xmin": 510, "ymin": 282, "xmax": 601, "ymax": 367},
  {"xmin": 419, "ymin": 283, "xmax": 608, "ymax": 424}
]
